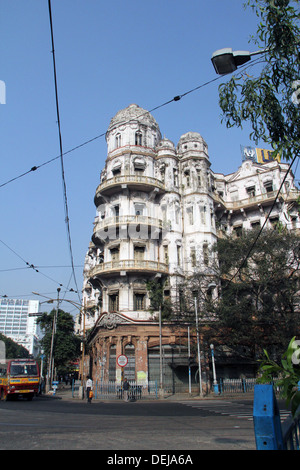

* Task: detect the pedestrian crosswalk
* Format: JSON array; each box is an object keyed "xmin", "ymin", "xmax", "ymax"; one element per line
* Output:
[{"xmin": 179, "ymin": 400, "xmax": 291, "ymax": 422}]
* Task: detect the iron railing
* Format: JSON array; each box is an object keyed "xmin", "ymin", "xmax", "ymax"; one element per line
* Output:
[{"xmin": 72, "ymin": 380, "xmax": 158, "ymax": 400}]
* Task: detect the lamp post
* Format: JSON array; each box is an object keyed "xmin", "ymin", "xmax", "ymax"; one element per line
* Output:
[
  {"xmin": 210, "ymin": 344, "xmax": 219, "ymax": 395},
  {"xmin": 211, "ymin": 47, "xmax": 267, "ymax": 75}
]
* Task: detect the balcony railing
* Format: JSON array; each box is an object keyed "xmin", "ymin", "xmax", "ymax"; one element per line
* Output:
[
  {"xmin": 213, "ymin": 189, "xmax": 300, "ymax": 211},
  {"xmin": 89, "ymin": 259, "xmax": 169, "ymax": 277},
  {"xmin": 95, "ymin": 175, "xmax": 165, "ymax": 195},
  {"xmin": 93, "ymin": 215, "xmax": 164, "ymax": 232}
]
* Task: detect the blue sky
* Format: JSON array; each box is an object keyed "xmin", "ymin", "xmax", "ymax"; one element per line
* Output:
[{"xmin": 0, "ymin": 0, "xmax": 289, "ymax": 315}]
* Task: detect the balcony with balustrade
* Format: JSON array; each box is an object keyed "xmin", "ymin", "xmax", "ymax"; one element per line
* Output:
[
  {"xmin": 88, "ymin": 259, "xmax": 169, "ymax": 278},
  {"xmin": 91, "ymin": 215, "xmax": 168, "ymax": 247},
  {"xmin": 94, "ymin": 175, "xmax": 165, "ymax": 205},
  {"xmin": 213, "ymin": 189, "xmax": 300, "ymax": 213}
]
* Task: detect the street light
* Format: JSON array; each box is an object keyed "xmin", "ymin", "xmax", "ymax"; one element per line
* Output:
[
  {"xmin": 211, "ymin": 47, "xmax": 267, "ymax": 75},
  {"xmin": 210, "ymin": 344, "xmax": 219, "ymax": 395}
]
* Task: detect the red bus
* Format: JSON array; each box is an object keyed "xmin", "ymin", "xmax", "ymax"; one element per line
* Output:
[{"xmin": 0, "ymin": 359, "xmax": 40, "ymax": 401}]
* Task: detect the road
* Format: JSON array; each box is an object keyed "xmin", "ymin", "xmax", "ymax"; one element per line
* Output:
[{"xmin": 0, "ymin": 394, "xmax": 265, "ymax": 452}]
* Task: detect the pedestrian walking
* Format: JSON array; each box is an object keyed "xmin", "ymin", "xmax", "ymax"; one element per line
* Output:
[
  {"xmin": 86, "ymin": 376, "xmax": 93, "ymax": 403},
  {"xmin": 123, "ymin": 377, "xmax": 130, "ymax": 402}
]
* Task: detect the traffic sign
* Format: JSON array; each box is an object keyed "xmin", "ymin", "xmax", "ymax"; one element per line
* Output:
[{"xmin": 117, "ymin": 354, "xmax": 128, "ymax": 368}]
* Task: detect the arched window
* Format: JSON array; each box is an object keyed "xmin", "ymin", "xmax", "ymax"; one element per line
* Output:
[
  {"xmin": 135, "ymin": 132, "xmax": 142, "ymax": 146},
  {"xmin": 115, "ymin": 133, "xmax": 121, "ymax": 148},
  {"xmin": 124, "ymin": 344, "xmax": 135, "ymax": 380},
  {"xmin": 108, "ymin": 344, "xmax": 116, "ymax": 381}
]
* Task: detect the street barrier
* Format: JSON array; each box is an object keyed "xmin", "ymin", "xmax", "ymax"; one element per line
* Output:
[{"xmin": 253, "ymin": 384, "xmax": 300, "ymax": 450}]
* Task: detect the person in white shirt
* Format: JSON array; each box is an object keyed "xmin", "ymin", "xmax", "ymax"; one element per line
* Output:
[{"xmin": 86, "ymin": 376, "xmax": 93, "ymax": 403}]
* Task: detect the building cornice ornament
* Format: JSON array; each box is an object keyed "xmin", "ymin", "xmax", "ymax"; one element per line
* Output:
[{"xmin": 98, "ymin": 312, "xmax": 130, "ymax": 330}]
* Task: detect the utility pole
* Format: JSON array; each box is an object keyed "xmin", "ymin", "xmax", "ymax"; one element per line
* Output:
[
  {"xmin": 188, "ymin": 325, "xmax": 191, "ymax": 395},
  {"xmin": 195, "ymin": 297, "xmax": 203, "ymax": 397},
  {"xmin": 159, "ymin": 305, "xmax": 163, "ymax": 396},
  {"xmin": 47, "ymin": 287, "xmax": 60, "ymax": 391},
  {"xmin": 80, "ymin": 298, "xmax": 86, "ymax": 399}
]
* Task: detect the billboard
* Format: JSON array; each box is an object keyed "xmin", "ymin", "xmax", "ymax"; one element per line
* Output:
[{"xmin": 241, "ymin": 145, "xmax": 280, "ymax": 164}]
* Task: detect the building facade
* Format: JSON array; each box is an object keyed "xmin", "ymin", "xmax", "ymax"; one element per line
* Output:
[
  {"xmin": 81, "ymin": 104, "xmax": 300, "ymax": 386},
  {"xmin": 0, "ymin": 298, "xmax": 41, "ymax": 357}
]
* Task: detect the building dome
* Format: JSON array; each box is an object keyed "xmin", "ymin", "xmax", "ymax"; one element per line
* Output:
[
  {"xmin": 106, "ymin": 104, "xmax": 162, "ymax": 153},
  {"xmin": 177, "ymin": 131, "xmax": 208, "ymax": 156},
  {"xmin": 178, "ymin": 131, "xmax": 205, "ymax": 145},
  {"xmin": 157, "ymin": 137, "xmax": 175, "ymax": 150},
  {"xmin": 157, "ymin": 137, "xmax": 176, "ymax": 157},
  {"xmin": 108, "ymin": 104, "xmax": 160, "ymax": 133}
]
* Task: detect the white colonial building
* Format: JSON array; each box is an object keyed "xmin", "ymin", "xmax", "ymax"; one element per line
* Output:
[{"xmin": 81, "ymin": 104, "xmax": 300, "ymax": 386}]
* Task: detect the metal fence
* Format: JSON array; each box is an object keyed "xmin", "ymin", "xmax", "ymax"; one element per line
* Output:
[
  {"xmin": 95, "ymin": 380, "xmax": 158, "ymax": 400},
  {"xmin": 218, "ymin": 378, "xmax": 257, "ymax": 395},
  {"xmin": 72, "ymin": 380, "xmax": 158, "ymax": 400}
]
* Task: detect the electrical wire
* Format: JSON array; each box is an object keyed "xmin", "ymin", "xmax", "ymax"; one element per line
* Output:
[
  {"xmin": 0, "ymin": 44, "xmax": 267, "ymax": 301},
  {"xmin": 48, "ymin": 0, "xmax": 81, "ymax": 304},
  {"xmin": 0, "ymin": 237, "xmax": 74, "ymax": 289},
  {"xmin": 1, "ymin": 61, "xmax": 259, "ymax": 190}
]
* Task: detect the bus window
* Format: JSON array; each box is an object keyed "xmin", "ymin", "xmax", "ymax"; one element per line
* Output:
[{"xmin": 10, "ymin": 363, "xmax": 38, "ymax": 376}]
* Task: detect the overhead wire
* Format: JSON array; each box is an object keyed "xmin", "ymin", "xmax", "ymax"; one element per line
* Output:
[
  {"xmin": 0, "ymin": 237, "xmax": 74, "ymax": 290},
  {"xmin": 1, "ymin": 61, "xmax": 263, "ymax": 190},
  {"xmin": 47, "ymin": 0, "xmax": 81, "ymax": 304},
  {"xmin": 0, "ymin": 47, "xmax": 266, "ymax": 298}
]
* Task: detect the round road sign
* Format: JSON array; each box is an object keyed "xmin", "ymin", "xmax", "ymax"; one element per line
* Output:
[{"xmin": 117, "ymin": 354, "xmax": 128, "ymax": 367}]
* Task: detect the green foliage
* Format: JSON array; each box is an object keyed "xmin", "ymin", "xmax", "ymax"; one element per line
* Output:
[
  {"xmin": 0, "ymin": 333, "xmax": 30, "ymax": 358},
  {"xmin": 145, "ymin": 278, "xmax": 173, "ymax": 320},
  {"xmin": 214, "ymin": 229, "xmax": 300, "ymax": 356},
  {"xmin": 258, "ymin": 337, "xmax": 300, "ymax": 417},
  {"xmin": 37, "ymin": 309, "xmax": 81, "ymax": 372},
  {"xmin": 219, "ymin": 0, "xmax": 300, "ymax": 161}
]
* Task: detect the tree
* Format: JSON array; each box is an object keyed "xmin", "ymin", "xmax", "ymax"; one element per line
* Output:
[
  {"xmin": 218, "ymin": 0, "xmax": 300, "ymax": 162},
  {"xmin": 214, "ymin": 228, "xmax": 300, "ymax": 359},
  {"xmin": 37, "ymin": 309, "xmax": 81, "ymax": 374},
  {"xmin": 145, "ymin": 277, "xmax": 173, "ymax": 320},
  {"xmin": 0, "ymin": 333, "xmax": 30, "ymax": 359}
]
